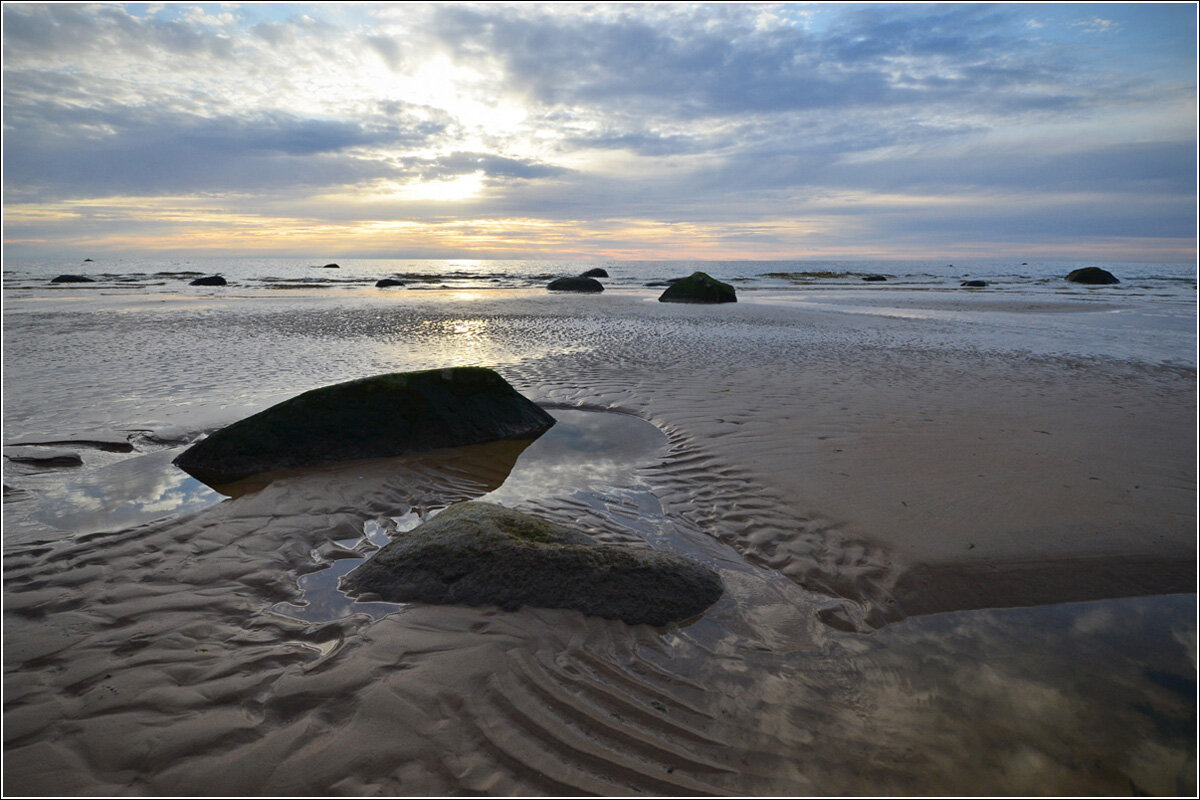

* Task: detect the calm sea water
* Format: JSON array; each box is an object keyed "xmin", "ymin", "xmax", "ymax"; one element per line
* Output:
[{"xmin": 3, "ymin": 255, "xmax": 1196, "ymax": 294}]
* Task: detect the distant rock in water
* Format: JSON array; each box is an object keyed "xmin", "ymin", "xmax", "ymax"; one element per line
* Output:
[
  {"xmin": 645, "ymin": 279, "xmax": 681, "ymax": 287},
  {"xmin": 50, "ymin": 274, "xmax": 95, "ymax": 283},
  {"xmin": 375, "ymin": 278, "xmax": 405, "ymax": 288},
  {"xmin": 862, "ymin": 274, "xmax": 888, "ymax": 282},
  {"xmin": 323, "ymin": 263, "xmax": 340, "ymax": 269},
  {"xmin": 580, "ymin": 268, "xmax": 609, "ymax": 278},
  {"xmin": 547, "ymin": 276, "xmax": 604, "ymax": 293},
  {"xmin": 343, "ymin": 501, "xmax": 723, "ymax": 626},
  {"xmin": 189, "ymin": 275, "xmax": 227, "ymax": 286},
  {"xmin": 173, "ymin": 368, "xmax": 555, "ymax": 486},
  {"xmin": 4, "ymin": 446, "xmax": 83, "ymax": 467},
  {"xmin": 82, "ymin": 258, "xmax": 94, "ymax": 262},
  {"xmin": 961, "ymin": 280, "xmax": 989, "ymax": 288},
  {"xmin": 1066, "ymin": 267, "xmax": 1120, "ymax": 285},
  {"xmin": 658, "ymin": 271, "xmax": 736, "ymax": 304}
]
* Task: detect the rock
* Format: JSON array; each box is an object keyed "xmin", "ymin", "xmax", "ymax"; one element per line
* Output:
[
  {"xmin": 189, "ymin": 275, "xmax": 227, "ymax": 286},
  {"xmin": 343, "ymin": 501, "xmax": 723, "ymax": 626},
  {"xmin": 50, "ymin": 275, "xmax": 95, "ymax": 283},
  {"xmin": 173, "ymin": 368, "xmax": 555, "ymax": 486},
  {"xmin": 862, "ymin": 274, "xmax": 888, "ymax": 282},
  {"xmin": 658, "ymin": 272, "xmax": 736, "ymax": 304},
  {"xmin": 375, "ymin": 278, "xmax": 405, "ymax": 288},
  {"xmin": 961, "ymin": 280, "xmax": 988, "ymax": 288},
  {"xmin": 83, "ymin": 258, "xmax": 94, "ymax": 262},
  {"xmin": 547, "ymin": 276, "xmax": 604, "ymax": 293},
  {"xmin": 580, "ymin": 268, "xmax": 609, "ymax": 278},
  {"xmin": 644, "ymin": 279, "xmax": 681, "ymax": 287},
  {"xmin": 4, "ymin": 447, "xmax": 83, "ymax": 467},
  {"xmin": 1066, "ymin": 267, "xmax": 1119, "ymax": 285},
  {"xmin": 323, "ymin": 263, "xmax": 340, "ymax": 269}
]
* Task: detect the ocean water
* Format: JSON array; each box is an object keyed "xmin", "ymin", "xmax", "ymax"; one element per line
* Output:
[{"xmin": 3, "ymin": 254, "xmax": 1195, "ymax": 295}]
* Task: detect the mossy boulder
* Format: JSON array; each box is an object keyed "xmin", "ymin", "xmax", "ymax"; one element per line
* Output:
[
  {"xmin": 1066, "ymin": 267, "xmax": 1119, "ymax": 285},
  {"xmin": 657, "ymin": 272, "xmax": 736, "ymax": 304},
  {"xmin": 547, "ymin": 276, "xmax": 604, "ymax": 293},
  {"xmin": 173, "ymin": 368, "xmax": 555, "ymax": 486},
  {"xmin": 343, "ymin": 502, "xmax": 723, "ymax": 626}
]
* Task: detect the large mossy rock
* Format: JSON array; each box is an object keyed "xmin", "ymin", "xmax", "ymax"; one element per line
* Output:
[
  {"xmin": 1066, "ymin": 267, "xmax": 1120, "ymax": 285},
  {"xmin": 174, "ymin": 368, "xmax": 555, "ymax": 486},
  {"xmin": 657, "ymin": 272, "xmax": 736, "ymax": 304},
  {"xmin": 547, "ymin": 276, "xmax": 604, "ymax": 293},
  {"xmin": 343, "ymin": 502, "xmax": 723, "ymax": 626}
]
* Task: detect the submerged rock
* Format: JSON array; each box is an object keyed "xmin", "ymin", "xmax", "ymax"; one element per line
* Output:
[
  {"xmin": 580, "ymin": 268, "xmax": 609, "ymax": 278},
  {"xmin": 173, "ymin": 368, "xmax": 555, "ymax": 486},
  {"xmin": 343, "ymin": 501, "xmax": 723, "ymax": 626},
  {"xmin": 50, "ymin": 275, "xmax": 95, "ymax": 283},
  {"xmin": 189, "ymin": 275, "xmax": 227, "ymax": 286},
  {"xmin": 1066, "ymin": 267, "xmax": 1120, "ymax": 285},
  {"xmin": 323, "ymin": 263, "xmax": 340, "ymax": 269},
  {"xmin": 961, "ymin": 280, "xmax": 989, "ymax": 288},
  {"xmin": 862, "ymin": 274, "xmax": 888, "ymax": 282},
  {"xmin": 375, "ymin": 278, "xmax": 405, "ymax": 288},
  {"xmin": 4, "ymin": 447, "xmax": 83, "ymax": 467},
  {"xmin": 547, "ymin": 276, "xmax": 604, "ymax": 293},
  {"xmin": 658, "ymin": 271, "xmax": 736, "ymax": 304}
]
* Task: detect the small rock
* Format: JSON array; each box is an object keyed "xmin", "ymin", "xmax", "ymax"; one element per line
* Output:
[
  {"xmin": 189, "ymin": 275, "xmax": 227, "ymax": 286},
  {"xmin": 658, "ymin": 272, "xmax": 736, "ymax": 304},
  {"xmin": 961, "ymin": 280, "xmax": 988, "ymax": 288},
  {"xmin": 4, "ymin": 447, "xmax": 83, "ymax": 467},
  {"xmin": 862, "ymin": 274, "xmax": 888, "ymax": 282},
  {"xmin": 580, "ymin": 268, "xmax": 609, "ymax": 278},
  {"xmin": 323, "ymin": 263, "xmax": 340, "ymax": 269},
  {"xmin": 1066, "ymin": 267, "xmax": 1119, "ymax": 285},
  {"xmin": 50, "ymin": 275, "xmax": 95, "ymax": 283},
  {"xmin": 547, "ymin": 276, "xmax": 604, "ymax": 293},
  {"xmin": 375, "ymin": 278, "xmax": 405, "ymax": 288}
]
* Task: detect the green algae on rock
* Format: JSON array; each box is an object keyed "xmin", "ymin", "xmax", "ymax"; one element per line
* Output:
[
  {"xmin": 173, "ymin": 368, "xmax": 555, "ymax": 486},
  {"xmin": 343, "ymin": 501, "xmax": 724, "ymax": 626},
  {"xmin": 657, "ymin": 271, "xmax": 737, "ymax": 304}
]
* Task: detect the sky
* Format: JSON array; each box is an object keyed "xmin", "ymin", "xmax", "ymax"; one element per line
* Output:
[{"xmin": 1, "ymin": 2, "xmax": 1196, "ymax": 262}]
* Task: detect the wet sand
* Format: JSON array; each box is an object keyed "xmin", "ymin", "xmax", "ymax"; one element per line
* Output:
[{"xmin": 3, "ymin": 289, "xmax": 1196, "ymax": 794}]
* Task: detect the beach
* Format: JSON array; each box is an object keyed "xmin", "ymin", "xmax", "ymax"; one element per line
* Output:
[{"xmin": 3, "ymin": 275, "xmax": 1196, "ymax": 795}]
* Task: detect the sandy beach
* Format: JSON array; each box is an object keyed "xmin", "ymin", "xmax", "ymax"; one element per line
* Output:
[{"xmin": 3, "ymin": 285, "xmax": 1196, "ymax": 795}]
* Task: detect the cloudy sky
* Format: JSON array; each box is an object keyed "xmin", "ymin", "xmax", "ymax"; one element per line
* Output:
[{"xmin": 2, "ymin": 2, "xmax": 1196, "ymax": 261}]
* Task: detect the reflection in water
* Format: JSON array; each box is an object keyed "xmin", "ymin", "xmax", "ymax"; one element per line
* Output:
[
  {"xmin": 26, "ymin": 449, "xmax": 222, "ymax": 535},
  {"xmin": 272, "ymin": 409, "xmax": 669, "ymax": 622}
]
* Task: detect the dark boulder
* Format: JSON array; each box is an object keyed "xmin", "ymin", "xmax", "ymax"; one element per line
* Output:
[
  {"xmin": 343, "ymin": 501, "xmax": 723, "ymax": 626},
  {"xmin": 658, "ymin": 271, "xmax": 736, "ymax": 304},
  {"xmin": 862, "ymin": 274, "xmax": 888, "ymax": 282},
  {"xmin": 50, "ymin": 275, "xmax": 95, "ymax": 283},
  {"xmin": 645, "ymin": 279, "xmax": 681, "ymax": 287},
  {"xmin": 173, "ymin": 368, "xmax": 555, "ymax": 486},
  {"xmin": 580, "ymin": 268, "xmax": 609, "ymax": 278},
  {"xmin": 547, "ymin": 276, "xmax": 604, "ymax": 293},
  {"xmin": 83, "ymin": 258, "xmax": 94, "ymax": 262},
  {"xmin": 375, "ymin": 278, "xmax": 405, "ymax": 288},
  {"xmin": 961, "ymin": 280, "xmax": 988, "ymax": 288},
  {"xmin": 1066, "ymin": 267, "xmax": 1119, "ymax": 285},
  {"xmin": 323, "ymin": 263, "xmax": 340, "ymax": 269},
  {"xmin": 189, "ymin": 275, "xmax": 227, "ymax": 286}
]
